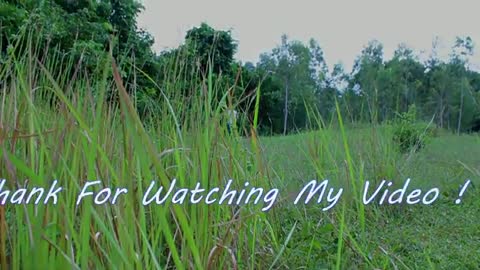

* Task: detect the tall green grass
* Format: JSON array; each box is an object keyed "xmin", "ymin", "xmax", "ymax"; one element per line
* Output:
[
  {"xmin": 0, "ymin": 36, "xmax": 479, "ymax": 269},
  {"xmin": 0, "ymin": 39, "xmax": 289, "ymax": 269}
]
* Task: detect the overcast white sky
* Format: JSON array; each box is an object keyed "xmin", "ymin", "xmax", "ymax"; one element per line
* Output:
[{"xmin": 137, "ymin": 0, "xmax": 480, "ymax": 72}]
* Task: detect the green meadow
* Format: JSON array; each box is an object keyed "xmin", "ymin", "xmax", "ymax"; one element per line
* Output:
[{"xmin": 262, "ymin": 130, "xmax": 480, "ymax": 269}]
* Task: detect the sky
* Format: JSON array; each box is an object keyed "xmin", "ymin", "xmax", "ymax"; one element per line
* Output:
[{"xmin": 137, "ymin": 0, "xmax": 480, "ymax": 73}]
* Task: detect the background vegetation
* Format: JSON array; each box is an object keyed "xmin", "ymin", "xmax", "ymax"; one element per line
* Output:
[{"xmin": 3, "ymin": 0, "xmax": 480, "ymax": 135}]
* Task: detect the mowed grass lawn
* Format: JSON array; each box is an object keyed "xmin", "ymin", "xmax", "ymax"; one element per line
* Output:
[{"xmin": 257, "ymin": 127, "xmax": 480, "ymax": 269}]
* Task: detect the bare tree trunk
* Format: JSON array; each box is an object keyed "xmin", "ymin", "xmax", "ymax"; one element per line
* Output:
[
  {"xmin": 447, "ymin": 109, "xmax": 450, "ymax": 131},
  {"xmin": 457, "ymin": 85, "xmax": 464, "ymax": 134},
  {"xmin": 283, "ymin": 80, "xmax": 289, "ymax": 135},
  {"xmin": 439, "ymin": 97, "xmax": 444, "ymax": 128}
]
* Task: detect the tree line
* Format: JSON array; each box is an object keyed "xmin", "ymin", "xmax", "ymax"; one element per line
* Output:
[{"xmin": 2, "ymin": 0, "xmax": 480, "ymax": 135}]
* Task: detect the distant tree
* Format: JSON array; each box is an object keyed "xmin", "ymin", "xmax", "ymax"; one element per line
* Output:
[
  {"xmin": 321, "ymin": 63, "xmax": 344, "ymax": 121},
  {"xmin": 256, "ymin": 35, "xmax": 325, "ymax": 134},
  {"xmin": 384, "ymin": 44, "xmax": 426, "ymax": 117},
  {"xmin": 350, "ymin": 40, "xmax": 385, "ymax": 122},
  {"xmin": 0, "ymin": 0, "xmax": 156, "ymax": 90},
  {"xmin": 449, "ymin": 36, "xmax": 477, "ymax": 133},
  {"xmin": 184, "ymin": 22, "xmax": 237, "ymax": 75}
]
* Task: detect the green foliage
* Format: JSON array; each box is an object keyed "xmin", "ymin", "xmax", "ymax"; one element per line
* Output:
[
  {"xmin": 255, "ymin": 35, "xmax": 331, "ymax": 134},
  {"xmin": 185, "ymin": 22, "xmax": 237, "ymax": 74},
  {"xmin": 0, "ymin": 0, "xmax": 155, "ymax": 91},
  {"xmin": 392, "ymin": 105, "xmax": 431, "ymax": 153},
  {"xmin": 2, "ymin": 1, "xmax": 480, "ymax": 136}
]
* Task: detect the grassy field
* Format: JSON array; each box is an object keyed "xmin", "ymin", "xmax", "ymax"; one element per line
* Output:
[
  {"xmin": 260, "ymin": 130, "xmax": 480, "ymax": 269},
  {"xmin": 0, "ymin": 47, "xmax": 479, "ymax": 269}
]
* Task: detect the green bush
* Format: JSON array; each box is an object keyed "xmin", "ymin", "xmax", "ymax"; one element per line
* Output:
[{"xmin": 392, "ymin": 105, "xmax": 431, "ymax": 153}]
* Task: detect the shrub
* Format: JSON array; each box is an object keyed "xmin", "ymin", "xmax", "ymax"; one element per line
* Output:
[{"xmin": 392, "ymin": 105, "xmax": 431, "ymax": 153}]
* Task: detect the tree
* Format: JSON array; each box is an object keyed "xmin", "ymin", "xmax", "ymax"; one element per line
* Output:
[
  {"xmin": 384, "ymin": 44, "xmax": 426, "ymax": 117},
  {"xmin": 0, "ymin": 0, "xmax": 156, "ymax": 90},
  {"xmin": 350, "ymin": 40, "xmax": 385, "ymax": 122},
  {"xmin": 256, "ymin": 35, "xmax": 325, "ymax": 134},
  {"xmin": 450, "ymin": 36, "xmax": 476, "ymax": 133},
  {"xmin": 184, "ymin": 22, "xmax": 237, "ymax": 75}
]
